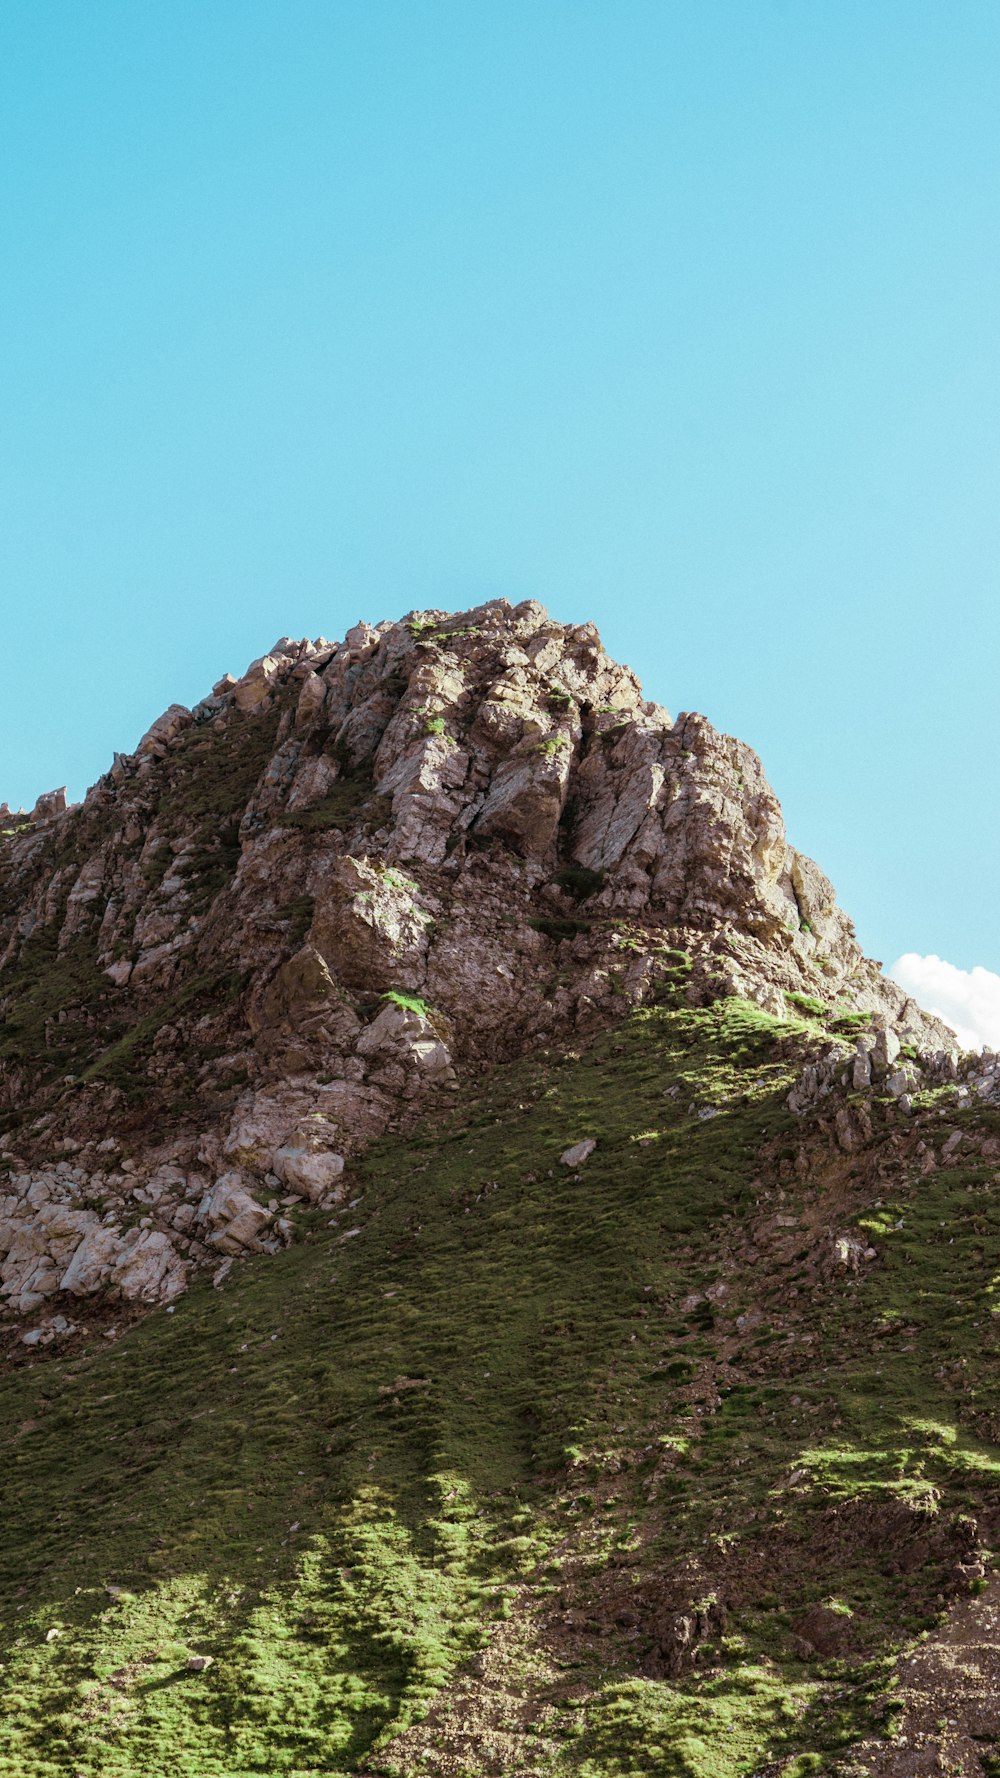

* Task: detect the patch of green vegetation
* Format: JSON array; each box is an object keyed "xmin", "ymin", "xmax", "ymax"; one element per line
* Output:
[
  {"xmin": 421, "ymin": 715, "xmax": 447, "ymax": 737},
  {"xmin": 80, "ymin": 968, "xmax": 248, "ymax": 1099},
  {"xmin": 182, "ymin": 825, "xmax": 244, "ymax": 910},
  {"xmin": 277, "ymin": 894, "xmax": 315, "ymax": 949},
  {"xmin": 545, "ymin": 686, "xmax": 574, "ymax": 713},
  {"xmin": 406, "ymin": 620, "xmax": 481, "ymax": 644},
  {"xmin": 157, "ymin": 708, "xmax": 283, "ymax": 831},
  {"xmin": 3, "ymin": 1002, "xmax": 1000, "ymax": 1772},
  {"xmin": 0, "ymin": 1001, "xmax": 804, "ymax": 1773},
  {"xmin": 277, "ymin": 772, "xmax": 392, "ymax": 834},
  {"xmin": 785, "ymin": 991, "xmax": 826, "ymax": 1018},
  {"xmin": 830, "ymin": 1008, "xmax": 875, "ymax": 1037},
  {"xmin": 381, "ymin": 990, "xmax": 434, "ymax": 1018},
  {"xmin": 657, "ymin": 946, "xmax": 692, "ymax": 975},
  {"xmin": 530, "ymin": 916, "xmax": 591, "ymax": 943},
  {"xmin": 556, "ymin": 1665, "xmax": 824, "ymax": 1777},
  {"xmin": 381, "ymin": 870, "xmax": 419, "ymax": 895},
  {"xmin": 0, "ymin": 929, "xmax": 113, "ymax": 1074}
]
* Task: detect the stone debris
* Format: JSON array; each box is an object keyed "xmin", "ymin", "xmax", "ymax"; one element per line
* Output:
[
  {"xmin": 21, "ymin": 1314, "xmax": 76, "ymax": 1346},
  {"xmin": 786, "ymin": 1024, "xmax": 990, "ymax": 1128}
]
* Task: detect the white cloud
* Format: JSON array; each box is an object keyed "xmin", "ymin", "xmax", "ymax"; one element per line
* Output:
[{"xmin": 887, "ymin": 953, "xmax": 1000, "ymax": 1053}]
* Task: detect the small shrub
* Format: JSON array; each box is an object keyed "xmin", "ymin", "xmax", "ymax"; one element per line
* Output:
[
  {"xmin": 140, "ymin": 840, "xmax": 174, "ymax": 888},
  {"xmin": 545, "ymin": 686, "xmax": 573, "ymax": 713},
  {"xmin": 381, "ymin": 990, "xmax": 434, "ymax": 1018},
  {"xmin": 830, "ymin": 1009, "xmax": 874, "ymax": 1036},
  {"xmin": 278, "ymin": 895, "xmax": 315, "ymax": 948},
  {"xmin": 785, "ymin": 991, "xmax": 826, "ymax": 1018},
  {"xmin": 277, "ymin": 770, "xmax": 387, "ymax": 833},
  {"xmin": 552, "ymin": 865, "xmax": 604, "ymax": 902}
]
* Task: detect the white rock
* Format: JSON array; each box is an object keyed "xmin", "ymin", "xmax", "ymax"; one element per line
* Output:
[
  {"xmin": 356, "ymin": 1002, "xmax": 454, "ymax": 1083},
  {"xmin": 60, "ymin": 1225, "xmax": 123, "ymax": 1296},
  {"xmin": 852, "ymin": 1050, "xmax": 872, "ymax": 1090},
  {"xmin": 234, "ymin": 655, "xmax": 281, "ymax": 713},
  {"xmin": 560, "ymin": 1139, "xmax": 596, "ymax": 1168},
  {"xmin": 113, "ymin": 1230, "xmax": 187, "ymax": 1302},
  {"xmin": 271, "ymin": 1146, "xmax": 345, "ymax": 1201},
  {"xmin": 197, "ymin": 1172, "xmax": 270, "ymax": 1252}
]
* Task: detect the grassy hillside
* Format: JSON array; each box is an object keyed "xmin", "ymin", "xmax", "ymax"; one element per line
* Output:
[{"xmin": 1, "ymin": 998, "xmax": 998, "ymax": 1776}]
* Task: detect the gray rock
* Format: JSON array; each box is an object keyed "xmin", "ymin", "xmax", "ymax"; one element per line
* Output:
[
  {"xmin": 852, "ymin": 1050, "xmax": 872, "ymax": 1090},
  {"xmin": 871, "ymin": 1028, "xmax": 902, "ymax": 1073},
  {"xmin": 272, "ymin": 1146, "xmax": 345, "ymax": 1201},
  {"xmin": 560, "ymin": 1139, "xmax": 596, "ymax": 1168}
]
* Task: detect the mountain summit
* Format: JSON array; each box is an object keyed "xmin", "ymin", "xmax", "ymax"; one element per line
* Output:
[
  {"xmin": 2, "ymin": 604, "xmax": 999, "ymax": 1777},
  {"xmin": 0, "ymin": 600, "xmax": 952, "ymax": 1317}
]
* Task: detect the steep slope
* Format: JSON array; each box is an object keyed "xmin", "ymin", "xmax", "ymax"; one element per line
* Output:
[
  {"xmin": 0, "ymin": 602, "xmax": 952, "ymax": 1333},
  {"xmin": 0, "ymin": 990, "xmax": 999, "ymax": 1775}
]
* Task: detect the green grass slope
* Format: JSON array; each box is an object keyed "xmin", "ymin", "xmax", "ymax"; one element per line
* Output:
[{"xmin": 1, "ymin": 1000, "xmax": 999, "ymax": 1776}]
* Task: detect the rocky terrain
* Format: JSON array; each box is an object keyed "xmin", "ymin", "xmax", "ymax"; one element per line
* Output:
[
  {"xmin": 1, "ymin": 602, "xmax": 999, "ymax": 1777},
  {"xmin": 0, "ymin": 601, "xmax": 960, "ymax": 1332}
]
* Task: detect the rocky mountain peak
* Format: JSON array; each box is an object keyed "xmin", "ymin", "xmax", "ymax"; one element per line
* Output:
[{"xmin": 0, "ymin": 600, "xmax": 957, "ymax": 1325}]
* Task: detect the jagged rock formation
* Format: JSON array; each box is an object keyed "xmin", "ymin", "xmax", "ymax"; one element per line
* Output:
[{"xmin": 0, "ymin": 600, "xmax": 957, "ymax": 1324}]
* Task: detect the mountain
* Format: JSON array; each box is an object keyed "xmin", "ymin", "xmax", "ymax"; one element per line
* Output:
[{"xmin": 0, "ymin": 601, "xmax": 998, "ymax": 1777}]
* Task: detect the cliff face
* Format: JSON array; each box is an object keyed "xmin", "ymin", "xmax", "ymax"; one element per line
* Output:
[{"xmin": 0, "ymin": 601, "xmax": 954, "ymax": 1322}]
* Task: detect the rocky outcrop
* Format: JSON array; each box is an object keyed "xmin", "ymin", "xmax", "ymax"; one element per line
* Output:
[{"xmin": 0, "ymin": 600, "xmax": 957, "ymax": 1322}]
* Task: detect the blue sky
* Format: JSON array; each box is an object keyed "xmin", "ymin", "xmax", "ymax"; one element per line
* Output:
[{"xmin": 2, "ymin": 1, "xmax": 998, "ymax": 993}]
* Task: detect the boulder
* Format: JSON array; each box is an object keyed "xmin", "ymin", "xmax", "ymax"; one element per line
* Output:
[
  {"xmin": 356, "ymin": 1001, "xmax": 455, "ymax": 1084},
  {"xmin": 871, "ymin": 1027, "xmax": 902, "ymax": 1074},
  {"xmin": 60, "ymin": 1226, "xmax": 123, "ymax": 1296},
  {"xmin": 852, "ymin": 1049, "xmax": 872, "ymax": 1090},
  {"xmin": 197, "ymin": 1173, "xmax": 270, "ymax": 1253},
  {"xmin": 113, "ymin": 1231, "xmax": 187, "ymax": 1302},
  {"xmin": 29, "ymin": 787, "xmax": 67, "ymax": 823},
  {"xmin": 272, "ymin": 1146, "xmax": 345, "ymax": 1201},
  {"xmin": 137, "ymin": 705, "xmax": 192, "ymax": 756},
  {"xmin": 560, "ymin": 1139, "xmax": 596, "ymax": 1168},
  {"xmin": 234, "ymin": 654, "xmax": 281, "ymax": 713}
]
